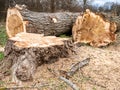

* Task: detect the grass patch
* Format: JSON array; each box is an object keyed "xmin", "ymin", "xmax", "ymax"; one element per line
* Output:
[
  {"xmin": 0, "ymin": 52, "xmax": 4, "ymax": 61},
  {"xmin": 92, "ymin": 87, "xmax": 97, "ymax": 90},
  {"xmin": 59, "ymin": 34, "xmax": 71, "ymax": 38},
  {"xmin": 0, "ymin": 25, "xmax": 7, "ymax": 46}
]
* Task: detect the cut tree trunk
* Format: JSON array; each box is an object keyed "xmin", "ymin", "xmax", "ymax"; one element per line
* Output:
[
  {"xmin": 72, "ymin": 9, "xmax": 117, "ymax": 47},
  {"xmin": 6, "ymin": 5, "xmax": 80, "ymax": 38},
  {"xmin": 1, "ymin": 32, "xmax": 75, "ymax": 83}
]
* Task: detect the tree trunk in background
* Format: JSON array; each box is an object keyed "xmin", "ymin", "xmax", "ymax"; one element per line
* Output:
[
  {"xmin": 51, "ymin": 0, "xmax": 55, "ymax": 12},
  {"xmin": 0, "ymin": 0, "xmax": 6, "ymax": 20},
  {"xmin": 83, "ymin": 0, "xmax": 87, "ymax": 12},
  {"xmin": 6, "ymin": 5, "xmax": 81, "ymax": 38}
]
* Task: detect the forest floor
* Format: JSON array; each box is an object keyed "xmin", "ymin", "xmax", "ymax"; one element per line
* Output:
[{"xmin": 0, "ymin": 24, "xmax": 120, "ymax": 90}]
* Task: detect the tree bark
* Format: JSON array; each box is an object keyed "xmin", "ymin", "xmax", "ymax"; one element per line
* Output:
[
  {"xmin": 1, "ymin": 32, "xmax": 75, "ymax": 83},
  {"xmin": 103, "ymin": 13, "xmax": 120, "ymax": 31},
  {"xmin": 6, "ymin": 5, "xmax": 80, "ymax": 38},
  {"xmin": 72, "ymin": 9, "xmax": 117, "ymax": 47}
]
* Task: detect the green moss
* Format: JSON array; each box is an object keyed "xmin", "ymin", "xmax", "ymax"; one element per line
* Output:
[
  {"xmin": 0, "ymin": 25, "xmax": 7, "ymax": 46},
  {"xmin": 0, "ymin": 52, "xmax": 4, "ymax": 61},
  {"xmin": 59, "ymin": 34, "xmax": 71, "ymax": 38},
  {"xmin": 0, "ymin": 80, "xmax": 6, "ymax": 89},
  {"xmin": 92, "ymin": 87, "xmax": 97, "ymax": 90}
]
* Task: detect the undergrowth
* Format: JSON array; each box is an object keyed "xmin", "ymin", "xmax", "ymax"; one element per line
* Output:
[
  {"xmin": 0, "ymin": 24, "xmax": 6, "ymax": 61},
  {"xmin": 0, "ymin": 25, "xmax": 7, "ymax": 46},
  {"xmin": 0, "ymin": 52, "xmax": 4, "ymax": 61},
  {"xmin": 59, "ymin": 34, "xmax": 71, "ymax": 38}
]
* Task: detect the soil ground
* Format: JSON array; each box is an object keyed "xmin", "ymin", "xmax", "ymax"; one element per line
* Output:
[{"xmin": 0, "ymin": 32, "xmax": 120, "ymax": 90}]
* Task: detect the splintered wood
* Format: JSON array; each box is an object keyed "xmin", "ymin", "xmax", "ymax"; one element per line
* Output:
[
  {"xmin": 10, "ymin": 32, "xmax": 67, "ymax": 48},
  {"xmin": 72, "ymin": 9, "xmax": 117, "ymax": 47}
]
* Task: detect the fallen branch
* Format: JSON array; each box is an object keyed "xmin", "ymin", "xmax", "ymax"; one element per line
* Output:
[
  {"xmin": 47, "ymin": 68, "xmax": 80, "ymax": 90},
  {"xmin": 67, "ymin": 58, "xmax": 90, "ymax": 77},
  {"xmin": 59, "ymin": 76, "xmax": 80, "ymax": 90}
]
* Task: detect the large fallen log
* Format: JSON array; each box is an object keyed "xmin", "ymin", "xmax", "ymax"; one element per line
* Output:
[
  {"xmin": 6, "ymin": 5, "xmax": 80, "ymax": 38},
  {"xmin": 72, "ymin": 9, "xmax": 117, "ymax": 47},
  {"xmin": 1, "ymin": 32, "xmax": 75, "ymax": 83}
]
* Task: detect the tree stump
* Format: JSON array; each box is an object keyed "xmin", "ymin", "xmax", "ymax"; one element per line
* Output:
[
  {"xmin": 2, "ymin": 32, "xmax": 75, "ymax": 83},
  {"xmin": 72, "ymin": 9, "xmax": 117, "ymax": 47},
  {"xmin": 6, "ymin": 5, "xmax": 80, "ymax": 38}
]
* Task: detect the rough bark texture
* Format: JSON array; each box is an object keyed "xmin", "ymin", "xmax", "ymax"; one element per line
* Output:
[
  {"xmin": 103, "ymin": 13, "xmax": 120, "ymax": 31},
  {"xmin": 72, "ymin": 9, "xmax": 117, "ymax": 47},
  {"xmin": 6, "ymin": 5, "xmax": 81, "ymax": 38},
  {"xmin": 1, "ymin": 33, "xmax": 75, "ymax": 83}
]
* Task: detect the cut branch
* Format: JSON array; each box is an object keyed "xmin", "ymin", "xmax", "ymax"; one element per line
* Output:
[
  {"xmin": 59, "ymin": 76, "xmax": 80, "ymax": 90},
  {"xmin": 67, "ymin": 58, "xmax": 90, "ymax": 77},
  {"xmin": 47, "ymin": 58, "xmax": 90, "ymax": 90},
  {"xmin": 47, "ymin": 68, "xmax": 80, "ymax": 90}
]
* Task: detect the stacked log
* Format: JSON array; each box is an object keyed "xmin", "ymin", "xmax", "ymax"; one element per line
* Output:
[{"xmin": 72, "ymin": 9, "xmax": 117, "ymax": 47}]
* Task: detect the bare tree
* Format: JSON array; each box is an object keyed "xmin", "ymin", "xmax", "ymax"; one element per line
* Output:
[
  {"xmin": 83, "ymin": 0, "xmax": 87, "ymax": 11},
  {"xmin": 50, "ymin": 0, "xmax": 55, "ymax": 12}
]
